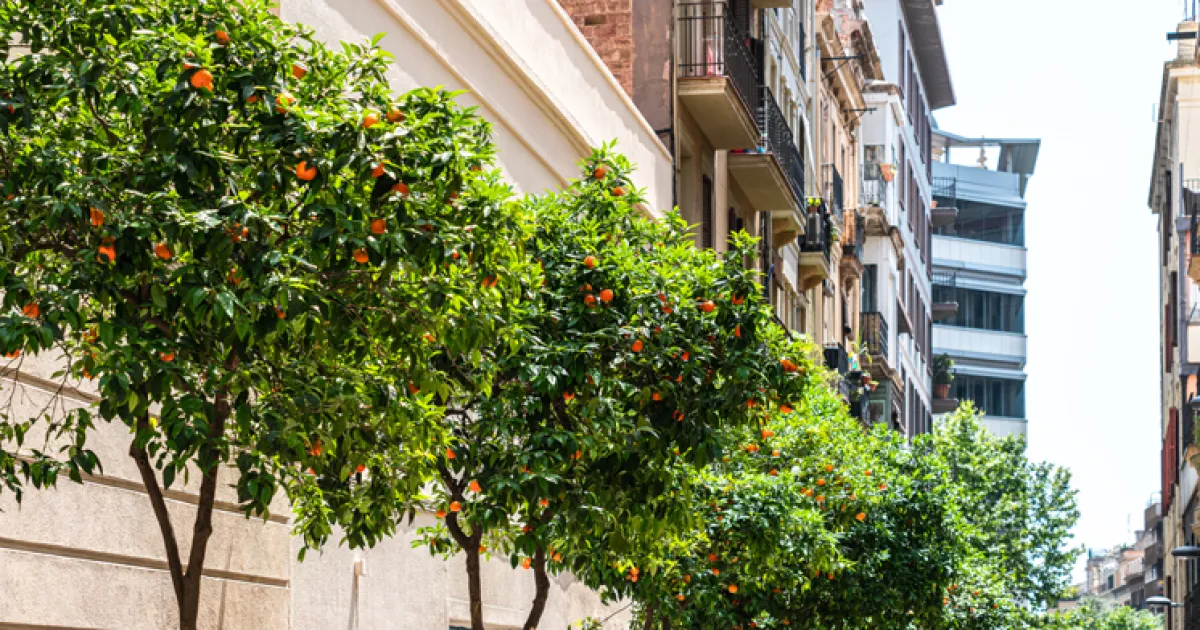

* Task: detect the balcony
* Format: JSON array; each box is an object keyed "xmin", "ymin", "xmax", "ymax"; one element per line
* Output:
[
  {"xmin": 729, "ymin": 86, "xmax": 804, "ymax": 216},
  {"xmin": 798, "ymin": 207, "xmax": 832, "ymax": 291},
  {"xmin": 823, "ymin": 342, "xmax": 849, "ymax": 375},
  {"xmin": 861, "ymin": 160, "xmax": 894, "ymax": 237},
  {"xmin": 930, "ymin": 176, "xmax": 960, "ymax": 229},
  {"xmin": 933, "ymin": 325, "xmax": 1027, "ymax": 365},
  {"xmin": 839, "ymin": 209, "xmax": 864, "ymax": 279},
  {"xmin": 861, "ymin": 311, "xmax": 889, "ymax": 370},
  {"xmin": 933, "ymin": 235, "xmax": 1026, "ymax": 277},
  {"xmin": 822, "ymin": 163, "xmax": 845, "ymax": 221},
  {"xmin": 677, "ymin": 3, "xmax": 761, "ymax": 150},
  {"xmin": 1187, "ymin": 182, "xmax": 1200, "ymax": 281}
]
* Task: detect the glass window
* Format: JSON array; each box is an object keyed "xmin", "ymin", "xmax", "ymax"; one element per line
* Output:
[
  {"xmin": 932, "ymin": 197, "xmax": 1025, "ymax": 246},
  {"xmin": 952, "ymin": 375, "xmax": 1025, "ymax": 418},
  {"xmin": 931, "ymin": 286, "xmax": 1025, "ymax": 333}
]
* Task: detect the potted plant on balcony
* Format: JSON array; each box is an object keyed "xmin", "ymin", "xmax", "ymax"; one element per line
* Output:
[
  {"xmin": 933, "ymin": 353, "xmax": 954, "ymax": 399},
  {"xmin": 879, "ymin": 162, "xmax": 896, "ymax": 183},
  {"xmin": 806, "ymin": 196, "xmax": 823, "ymax": 213}
]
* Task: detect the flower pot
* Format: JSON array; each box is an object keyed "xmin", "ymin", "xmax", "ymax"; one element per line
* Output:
[
  {"xmin": 861, "ymin": 374, "xmax": 871, "ymax": 386},
  {"xmin": 879, "ymin": 164, "xmax": 895, "ymax": 183},
  {"xmin": 934, "ymin": 383, "xmax": 951, "ymax": 400}
]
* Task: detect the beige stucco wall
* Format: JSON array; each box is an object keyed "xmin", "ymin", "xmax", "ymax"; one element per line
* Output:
[{"xmin": 0, "ymin": 0, "xmax": 659, "ymax": 627}]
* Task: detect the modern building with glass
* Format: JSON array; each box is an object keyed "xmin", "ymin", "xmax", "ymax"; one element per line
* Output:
[{"xmin": 929, "ymin": 128, "xmax": 1039, "ymax": 437}]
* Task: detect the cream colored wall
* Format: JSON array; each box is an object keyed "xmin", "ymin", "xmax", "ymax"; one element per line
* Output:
[
  {"xmin": 283, "ymin": 0, "xmax": 671, "ymax": 215},
  {"xmin": 1, "ymin": 0, "xmax": 663, "ymax": 627}
]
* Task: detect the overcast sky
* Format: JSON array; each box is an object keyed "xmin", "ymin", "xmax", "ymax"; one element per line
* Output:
[{"xmin": 931, "ymin": 0, "xmax": 1183, "ymax": 579}]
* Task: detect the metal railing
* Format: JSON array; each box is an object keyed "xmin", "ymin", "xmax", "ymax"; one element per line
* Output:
[
  {"xmin": 1186, "ymin": 180, "xmax": 1200, "ymax": 257},
  {"xmin": 841, "ymin": 210, "xmax": 864, "ymax": 255},
  {"xmin": 823, "ymin": 342, "xmax": 849, "ymax": 375},
  {"xmin": 678, "ymin": 2, "xmax": 761, "ymax": 118},
  {"xmin": 861, "ymin": 178, "xmax": 887, "ymax": 208},
  {"xmin": 932, "ymin": 271, "xmax": 958, "ymax": 287},
  {"xmin": 757, "ymin": 86, "xmax": 804, "ymax": 206},
  {"xmin": 861, "ymin": 312, "xmax": 889, "ymax": 361},
  {"xmin": 800, "ymin": 207, "xmax": 831, "ymax": 260},
  {"xmin": 932, "ymin": 176, "xmax": 957, "ymax": 201},
  {"xmin": 822, "ymin": 164, "xmax": 844, "ymax": 221}
]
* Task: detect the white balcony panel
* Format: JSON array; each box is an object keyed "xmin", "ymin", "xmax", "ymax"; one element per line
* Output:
[
  {"xmin": 1189, "ymin": 322, "xmax": 1200, "ymax": 364},
  {"xmin": 982, "ymin": 417, "xmax": 1027, "ymax": 438},
  {"xmin": 933, "ymin": 235, "xmax": 1026, "ymax": 276},
  {"xmin": 934, "ymin": 325, "xmax": 1027, "ymax": 364}
]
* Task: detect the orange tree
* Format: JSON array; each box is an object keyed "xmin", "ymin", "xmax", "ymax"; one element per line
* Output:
[
  {"xmin": 0, "ymin": 1, "xmax": 531, "ymax": 628},
  {"xmin": 580, "ymin": 365, "xmax": 962, "ymax": 629},
  {"xmin": 408, "ymin": 148, "xmax": 823, "ymax": 630}
]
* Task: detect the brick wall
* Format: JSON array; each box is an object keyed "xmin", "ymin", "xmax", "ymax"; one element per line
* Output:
[{"xmin": 557, "ymin": 0, "xmax": 634, "ymax": 96}]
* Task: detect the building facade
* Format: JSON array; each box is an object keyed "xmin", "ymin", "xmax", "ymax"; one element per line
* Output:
[
  {"xmin": 855, "ymin": 0, "xmax": 954, "ymax": 435},
  {"xmin": 929, "ymin": 130, "xmax": 1039, "ymax": 437},
  {"xmin": 1152, "ymin": 15, "xmax": 1200, "ymax": 630},
  {"xmin": 0, "ymin": 0, "xmax": 668, "ymax": 627}
]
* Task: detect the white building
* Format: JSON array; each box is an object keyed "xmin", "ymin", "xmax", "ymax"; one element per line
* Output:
[
  {"xmin": 857, "ymin": 0, "xmax": 955, "ymax": 435},
  {"xmin": 929, "ymin": 130, "xmax": 1039, "ymax": 437}
]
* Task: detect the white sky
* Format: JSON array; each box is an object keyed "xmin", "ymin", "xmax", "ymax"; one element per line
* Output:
[{"xmin": 931, "ymin": 0, "xmax": 1184, "ymax": 579}]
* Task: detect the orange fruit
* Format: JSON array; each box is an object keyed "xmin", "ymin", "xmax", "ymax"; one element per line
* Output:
[
  {"xmin": 864, "ymin": 470, "xmax": 873, "ymax": 476},
  {"xmin": 408, "ymin": 382, "xmax": 419, "ymax": 395},
  {"xmin": 734, "ymin": 325, "xmax": 742, "ymax": 338},
  {"xmin": 309, "ymin": 442, "xmax": 322, "ymax": 456},
  {"xmin": 879, "ymin": 483, "xmax": 887, "ymax": 490},
  {"xmin": 363, "ymin": 112, "xmax": 380, "ymax": 129},
  {"xmin": 761, "ymin": 429, "xmax": 774, "ymax": 439},
  {"xmin": 292, "ymin": 63, "xmax": 307, "ymax": 79},
  {"xmin": 583, "ymin": 255, "xmax": 597, "ymax": 269},
  {"xmin": 700, "ymin": 300, "xmax": 715, "ymax": 313},
  {"xmin": 612, "ymin": 186, "xmax": 625, "ymax": 197},
  {"xmin": 769, "ymin": 469, "xmax": 778, "ymax": 476},
  {"xmin": 98, "ymin": 243, "xmax": 116, "ymax": 263},
  {"xmin": 729, "ymin": 585, "xmax": 738, "ymax": 594},
  {"xmin": 708, "ymin": 553, "xmax": 718, "ymax": 562},
  {"xmin": 386, "ymin": 108, "xmax": 405, "ymax": 123},
  {"xmin": 275, "ymin": 307, "xmax": 286, "ymax": 319},
  {"xmin": 371, "ymin": 163, "xmax": 385, "ymax": 178},
  {"xmin": 392, "ymin": 182, "xmax": 410, "ymax": 196},
  {"xmin": 825, "ymin": 464, "xmax": 834, "ymax": 472},
  {"xmin": 684, "ymin": 574, "xmax": 691, "ymax": 583},
  {"xmin": 445, "ymin": 447, "xmax": 456, "ymax": 460},
  {"xmin": 676, "ymin": 594, "xmax": 685, "ymax": 601},
  {"xmin": 652, "ymin": 392, "xmax": 662, "ymax": 401},
  {"xmin": 599, "ymin": 288, "xmax": 614, "ymax": 303},
  {"xmin": 563, "ymin": 391, "xmax": 575, "ymax": 401},
  {"xmin": 189, "ymin": 68, "xmax": 213, "ymax": 91},
  {"xmin": 856, "ymin": 512, "xmax": 866, "ymax": 521},
  {"xmin": 681, "ymin": 351, "xmax": 690, "ymax": 361},
  {"xmin": 631, "ymin": 339, "xmax": 644, "ymax": 352},
  {"xmin": 539, "ymin": 498, "xmax": 550, "ymax": 507},
  {"xmin": 468, "ymin": 480, "xmax": 482, "ymax": 493},
  {"xmin": 673, "ymin": 410, "xmax": 685, "ymax": 421},
  {"xmin": 780, "ymin": 404, "xmax": 793, "ymax": 414},
  {"xmin": 712, "ymin": 568, "xmax": 720, "ymax": 576},
  {"xmin": 21, "ymin": 303, "xmax": 40, "ymax": 318},
  {"xmin": 772, "ymin": 449, "xmax": 780, "ymax": 457},
  {"xmin": 90, "ymin": 207, "xmax": 105, "ymax": 227},
  {"xmin": 449, "ymin": 501, "xmax": 462, "ymax": 513},
  {"xmin": 4, "ymin": 350, "xmax": 19, "ymax": 359},
  {"xmin": 295, "ymin": 160, "xmax": 317, "ymax": 181},
  {"xmin": 436, "ymin": 509, "xmax": 446, "ymax": 519},
  {"xmin": 160, "ymin": 352, "xmax": 175, "ymax": 362},
  {"xmin": 731, "ymin": 294, "xmax": 744, "ymax": 305},
  {"xmin": 355, "ymin": 464, "xmax": 366, "ymax": 474},
  {"xmin": 594, "ymin": 164, "xmax": 609, "ymax": 179},
  {"xmin": 275, "ymin": 92, "xmax": 294, "ymax": 112},
  {"xmin": 246, "ymin": 94, "xmax": 259, "ymax": 103},
  {"xmin": 353, "ymin": 248, "xmax": 369, "ymax": 264},
  {"xmin": 522, "ymin": 557, "xmax": 532, "ymax": 569},
  {"xmin": 817, "ymin": 479, "xmax": 826, "ymax": 486},
  {"xmin": 154, "ymin": 242, "xmax": 172, "ymax": 260},
  {"xmin": 584, "ymin": 294, "xmax": 597, "ymax": 307},
  {"xmin": 215, "ymin": 30, "xmax": 230, "ymax": 45},
  {"xmin": 370, "ymin": 218, "xmax": 387, "ymax": 234}
]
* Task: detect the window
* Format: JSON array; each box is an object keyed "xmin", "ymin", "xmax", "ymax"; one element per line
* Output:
[
  {"xmin": 931, "ymin": 287, "xmax": 1025, "ymax": 333},
  {"xmin": 862, "ymin": 265, "xmax": 878, "ymax": 313},
  {"xmin": 952, "ymin": 375, "xmax": 1025, "ymax": 418},
  {"xmin": 932, "ymin": 197, "xmax": 1025, "ymax": 246}
]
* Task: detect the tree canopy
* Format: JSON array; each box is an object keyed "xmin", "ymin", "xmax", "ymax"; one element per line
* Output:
[{"xmin": 0, "ymin": 1, "xmax": 531, "ymax": 627}]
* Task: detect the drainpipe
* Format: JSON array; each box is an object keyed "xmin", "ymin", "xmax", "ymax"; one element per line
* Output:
[{"xmin": 670, "ymin": 0, "xmax": 678, "ymax": 213}]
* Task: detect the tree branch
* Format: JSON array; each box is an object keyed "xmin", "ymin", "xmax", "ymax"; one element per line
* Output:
[{"xmin": 129, "ymin": 413, "xmax": 186, "ymax": 607}]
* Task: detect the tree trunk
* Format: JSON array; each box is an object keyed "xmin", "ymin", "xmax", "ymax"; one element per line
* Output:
[
  {"xmin": 523, "ymin": 545, "xmax": 550, "ymax": 630},
  {"xmin": 642, "ymin": 604, "xmax": 657, "ymax": 630},
  {"xmin": 439, "ymin": 463, "xmax": 483, "ymax": 630},
  {"xmin": 130, "ymin": 385, "xmax": 229, "ymax": 630}
]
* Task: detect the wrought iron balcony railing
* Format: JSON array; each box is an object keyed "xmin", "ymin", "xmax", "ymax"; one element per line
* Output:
[
  {"xmin": 861, "ymin": 311, "xmax": 888, "ymax": 362},
  {"xmin": 678, "ymin": 2, "xmax": 761, "ymax": 118},
  {"xmin": 822, "ymin": 163, "xmax": 844, "ymax": 221},
  {"xmin": 932, "ymin": 176, "xmax": 957, "ymax": 202},
  {"xmin": 757, "ymin": 85, "xmax": 804, "ymax": 206}
]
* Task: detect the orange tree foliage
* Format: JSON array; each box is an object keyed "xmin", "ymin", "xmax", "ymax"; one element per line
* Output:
[
  {"xmin": 0, "ymin": 1, "xmax": 530, "ymax": 627},
  {"xmin": 405, "ymin": 149, "xmax": 824, "ymax": 630}
]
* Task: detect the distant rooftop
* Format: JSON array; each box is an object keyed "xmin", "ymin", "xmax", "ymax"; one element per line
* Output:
[{"xmin": 933, "ymin": 128, "xmax": 1041, "ymax": 196}]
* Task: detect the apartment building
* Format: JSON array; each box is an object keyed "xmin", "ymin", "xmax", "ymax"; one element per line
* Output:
[
  {"xmin": 856, "ymin": 0, "xmax": 954, "ymax": 435},
  {"xmin": 0, "ymin": 0, "xmax": 668, "ymax": 628},
  {"xmin": 1151, "ymin": 14, "xmax": 1200, "ymax": 630},
  {"xmin": 929, "ymin": 130, "xmax": 1039, "ymax": 438}
]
